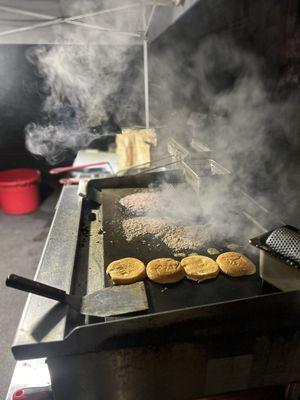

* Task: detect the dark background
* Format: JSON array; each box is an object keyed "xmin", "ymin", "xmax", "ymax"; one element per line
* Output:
[{"xmin": 0, "ymin": 45, "xmax": 46, "ymax": 170}]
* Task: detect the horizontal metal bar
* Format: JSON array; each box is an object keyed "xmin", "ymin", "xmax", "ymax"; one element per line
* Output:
[
  {"xmin": 0, "ymin": 18, "xmax": 141, "ymax": 39},
  {"xmin": 0, "ymin": 5, "xmax": 54, "ymax": 20},
  {"xmin": 67, "ymin": 20, "xmax": 142, "ymax": 37},
  {"xmin": 0, "ymin": 3, "xmax": 142, "ymax": 39},
  {"xmin": 0, "ymin": 18, "xmax": 63, "ymax": 37},
  {"xmin": 64, "ymin": 3, "xmax": 141, "ymax": 22},
  {"xmin": 0, "ymin": 2, "xmax": 170, "ymax": 39},
  {"xmin": 144, "ymin": 1, "xmax": 174, "ymax": 6}
]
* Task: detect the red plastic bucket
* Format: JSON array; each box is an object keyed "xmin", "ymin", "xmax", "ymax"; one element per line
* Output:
[{"xmin": 0, "ymin": 168, "xmax": 40, "ymax": 215}]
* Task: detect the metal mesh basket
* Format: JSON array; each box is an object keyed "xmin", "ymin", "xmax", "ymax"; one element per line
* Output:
[{"xmin": 266, "ymin": 227, "xmax": 300, "ymax": 264}]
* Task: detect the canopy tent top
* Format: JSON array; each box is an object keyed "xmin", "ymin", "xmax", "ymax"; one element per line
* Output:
[{"xmin": 0, "ymin": 0, "xmax": 198, "ymax": 128}]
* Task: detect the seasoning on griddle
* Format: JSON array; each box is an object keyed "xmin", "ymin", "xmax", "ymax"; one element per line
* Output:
[
  {"xmin": 227, "ymin": 243, "xmax": 241, "ymax": 251},
  {"xmin": 174, "ymin": 252, "xmax": 187, "ymax": 258},
  {"xmin": 207, "ymin": 248, "xmax": 220, "ymax": 255},
  {"xmin": 119, "ymin": 192, "xmax": 160, "ymax": 215},
  {"xmin": 122, "ymin": 217, "xmax": 211, "ymax": 252}
]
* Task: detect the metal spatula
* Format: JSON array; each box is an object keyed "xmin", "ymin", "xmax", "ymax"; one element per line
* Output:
[{"xmin": 6, "ymin": 274, "xmax": 148, "ymax": 317}]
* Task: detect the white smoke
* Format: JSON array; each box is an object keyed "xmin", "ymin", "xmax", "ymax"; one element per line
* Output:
[
  {"xmin": 25, "ymin": 123, "xmax": 97, "ymax": 165},
  {"xmin": 24, "ymin": 3, "xmax": 299, "ymax": 228},
  {"xmin": 25, "ymin": 0, "xmax": 143, "ymax": 164},
  {"xmin": 148, "ymin": 34, "xmax": 300, "ymax": 227}
]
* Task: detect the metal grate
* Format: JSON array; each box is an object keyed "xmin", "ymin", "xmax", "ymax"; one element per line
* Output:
[{"xmin": 266, "ymin": 227, "xmax": 300, "ymax": 264}]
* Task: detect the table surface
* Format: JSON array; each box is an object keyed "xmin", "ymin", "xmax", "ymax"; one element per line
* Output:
[{"xmin": 5, "ymin": 359, "xmax": 51, "ymax": 400}]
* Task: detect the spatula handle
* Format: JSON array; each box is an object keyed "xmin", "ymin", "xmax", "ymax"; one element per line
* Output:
[{"xmin": 6, "ymin": 274, "xmax": 67, "ymax": 303}]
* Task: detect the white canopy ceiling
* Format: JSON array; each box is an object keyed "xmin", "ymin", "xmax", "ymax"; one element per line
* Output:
[
  {"xmin": 0, "ymin": 0, "xmax": 198, "ymax": 128},
  {"xmin": 0, "ymin": 0, "xmax": 198, "ymax": 44}
]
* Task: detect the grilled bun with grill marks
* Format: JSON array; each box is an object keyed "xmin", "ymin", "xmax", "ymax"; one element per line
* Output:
[
  {"xmin": 107, "ymin": 257, "xmax": 146, "ymax": 284},
  {"xmin": 216, "ymin": 252, "xmax": 256, "ymax": 277},
  {"xmin": 146, "ymin": 258, "xmax": 185, "ymax": 284},
  {"xmin": 181, "ymin": 255, "xmax": 219, "ymax": 281}
]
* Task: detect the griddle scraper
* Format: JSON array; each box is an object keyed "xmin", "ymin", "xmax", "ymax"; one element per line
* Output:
[{"xmin": 6, "ymin": 274, "xmax": 148, "ymax": 317}]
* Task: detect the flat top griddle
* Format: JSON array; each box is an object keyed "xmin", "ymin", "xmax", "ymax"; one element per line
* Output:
[{"xmin": 102, "ymin": 187, "xmax": 278, "ymax": 314}]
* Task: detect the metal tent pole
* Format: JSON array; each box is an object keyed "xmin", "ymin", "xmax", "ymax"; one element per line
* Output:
[
  {"xmin": 142, "ymin": 4, "xmax": 157, "ymax": 129},
  {"xmin": 143, "ymin": 37, "xmax": 150, "ymax": 129},
  {"xmin": 142, "ymin": 5, "xmax": 151, "ymax": 129}
]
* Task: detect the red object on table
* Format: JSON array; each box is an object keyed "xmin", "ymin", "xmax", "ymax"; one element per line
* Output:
[
  {"xmin": 13, "ymin": 388, "xmax": 26, "ymax": 399},
  {"xmin": 49, "ymin": 161, "xmax": 109, "ymax": 174},
  {"xmin": 13, "ymin": 386, "xmax": 52, "ymax": 399},
  {"xmin": 58, "ymin": 177, "xmax": 80, "ymax": 185},
  {"xmin": 0, "ymin": 168, "xmax": 40, "ymax": 215}
]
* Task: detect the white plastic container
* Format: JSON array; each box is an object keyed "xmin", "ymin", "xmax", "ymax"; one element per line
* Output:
[{"xmin": 259, "ymin": 250, "xmax": 300, "ymax": 291}]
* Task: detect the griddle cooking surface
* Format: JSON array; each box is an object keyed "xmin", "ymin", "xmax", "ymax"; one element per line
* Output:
[{"xmin": 102, "ymin": 188, "xmax": 277, "ymax": 314}]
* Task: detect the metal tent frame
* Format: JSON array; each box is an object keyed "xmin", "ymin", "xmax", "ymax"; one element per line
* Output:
[{"xmin": 0, "ymin": 1, "xmax": 181, "ymax": 128}]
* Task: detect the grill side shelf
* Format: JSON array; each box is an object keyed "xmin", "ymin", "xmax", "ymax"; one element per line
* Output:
[{"xmin": 12, "ymin": 186, "xmax": 83, "ymax": 351}]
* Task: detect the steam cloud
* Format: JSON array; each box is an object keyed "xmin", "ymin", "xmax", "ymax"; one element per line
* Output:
[
  {"xmin": 26, "ymin": 123, "xmax": 96, "ymax": 165},
  {"xmin": 25, "ymin": 0, "xmax": 143, "ymax": 163},
  {"xmin": 24, "ymin": 2, "xmax": 299, "ymax": 227},
  {"xmin": 148, "ymin": 35, "xmax": 299, "ymax": 226}
]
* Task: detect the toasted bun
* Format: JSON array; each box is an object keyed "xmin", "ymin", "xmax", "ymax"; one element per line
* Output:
[
  {"xmin": 107, "ymin": 257, "xmax": 146, "ymax": 284},
  {"xmin": 146, "ymin": 258, "xmax": 185, "ymax": 284},
  {"xmin": 216, "ymin": 252, "xmax": 256, "ymax": 277},
  {"xmin": 181, "ymin": 255, "xmax": 219, "ymax": 282}
]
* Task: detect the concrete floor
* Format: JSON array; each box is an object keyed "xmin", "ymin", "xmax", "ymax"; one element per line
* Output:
[{"xmin": 0, "ymin": 185, "xmax": 60, "ymax": 399}]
